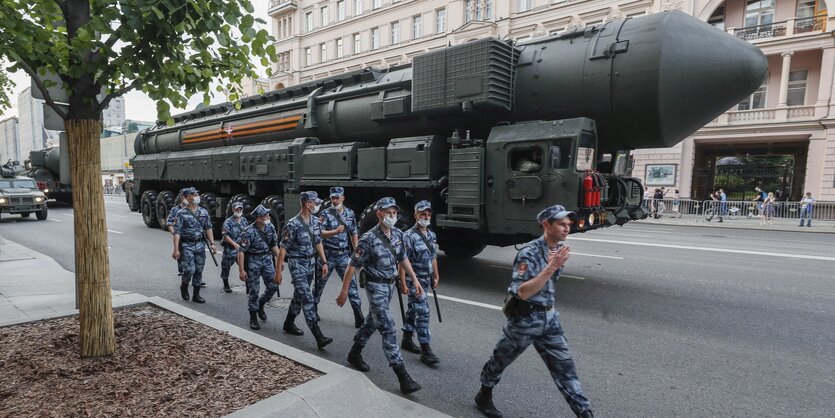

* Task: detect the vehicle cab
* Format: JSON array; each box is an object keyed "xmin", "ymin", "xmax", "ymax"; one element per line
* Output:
[{"xmin": 0, "ymin": 173, "xmax": 49, "ymax": 221}]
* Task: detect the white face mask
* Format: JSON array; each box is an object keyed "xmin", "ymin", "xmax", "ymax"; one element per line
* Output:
[
  {"xmin": 192, "ymin": 195, "xmax": 201, "ymax": 205},
  {"xmin": 234, "ymin": 212, "xmax": 242, "ymax": 218},
  {"xmin": 417, "ymin": 219, "xmax": 431, "ymax": 227},
  {"xmin": 312, "ymin": 204, "xmax": 321, "ymax": 213},
  {"xmin": 334, "ymin": 204, "xmax": 343, "ymax": 210},
  {"xmin": 262, "ymin": 217, "xmax": 271, "ymax": 225},
  {"xmin": 383, "ymin": 215, "xmax": 397, "ymax": 228}
]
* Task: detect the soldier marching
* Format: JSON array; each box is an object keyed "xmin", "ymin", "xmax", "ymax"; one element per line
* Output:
[
  {"xmin": 220, "ymin": 201, "xmax": 248, "ymax": 293},
  {"xmin": 171, "ymin": 187, "xmax": 216, "ymax": 304},
  {"xmin": 236, "ymin": 205, "xmax": 281, "ymax": 330}
]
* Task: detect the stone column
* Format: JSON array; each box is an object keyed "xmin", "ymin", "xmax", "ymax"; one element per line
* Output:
[
  {"xmin": 820, "ymin": 47, "xmax": 835, "ymax": 118},
  {"xmin": 777, "ymin": 51, "xmax": 794, "ymax": 106}
]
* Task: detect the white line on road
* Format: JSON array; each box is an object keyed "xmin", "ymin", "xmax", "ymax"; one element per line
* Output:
[
  {"xmin": 572, "ymin": 252, "xmax": 624, "ymax": 260},
  {"xmin": 568, "ymin": 236, "xmax": 835, "ymax": 262},
  {"xmin": 589, "ymin": 232, "xmax": 654, "ymax": 238},
  {"xmin": 427, "ymin": 293, "xmax": 502, "ymax": 311},
  {"xmin": 48, "ymin": 218, "xmax": 62, "ymax": 222},
  {"xmin": 62, "ymin": 213, "xmax": 73, "ymax": 217},
  {"xmin": 107, "ymin": 229, "xmax": 123, "ymax": 234}
]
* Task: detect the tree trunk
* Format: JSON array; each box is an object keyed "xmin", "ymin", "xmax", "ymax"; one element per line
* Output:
[{"xmin": 66, "ymin": 119, "xmax": 115, "ymax": 357}]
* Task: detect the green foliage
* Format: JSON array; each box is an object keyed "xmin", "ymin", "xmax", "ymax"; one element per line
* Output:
[
  {"xmin": 0, "ymin": 0, "xmax": 276, "ymax": 122},
  {"xmin": 0, "ymin": 67, "xmax": 12, "ymax": 111}
]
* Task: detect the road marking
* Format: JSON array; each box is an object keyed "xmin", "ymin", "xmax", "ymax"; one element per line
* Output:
[
  {"xmin": 572, "ymin": 252, "xmax": 624, "ymax": 260},
  {"xmin": 62, "ymin": 213, "xmax": 73, "ymax": 217},
  {"xmin": 48, "ymin": 218, "xmax": 62, "ymax": 222},
  {"xmin": 590, "ymin": 232, "xmax": 654, "ymax": 238},
  {"xmin": 107, "ymin": 229, "xmax": 123, "ymax": 234},
  {"xmin": 428, "ymin": 293, "xmax": 502, "ymax": 311},
  {"xmin": 568, "ymin": 236, "xmax": 835, "ymax": 262}
]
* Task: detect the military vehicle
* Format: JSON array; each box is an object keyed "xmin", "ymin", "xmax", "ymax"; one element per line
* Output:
[
  {"xmin": 25, "ymin": 147, "xmax": 73, "ymax": 204},
  {"xmin": 124, "ymin": 11, "xmax": 766, "ymax": 258},
  {"xmin": 0, "ymin": 162, "xmax": 49, "ymax": 221}
]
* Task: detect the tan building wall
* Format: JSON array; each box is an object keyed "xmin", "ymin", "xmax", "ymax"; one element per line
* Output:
[{"xmin": 269, "ymin": 0, "xmax": 835, "ymax": 201}]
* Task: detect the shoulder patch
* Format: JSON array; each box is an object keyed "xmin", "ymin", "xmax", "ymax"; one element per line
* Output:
[{"xmin": 517, "ymin": 263, "xmax": 528, "ymax": 275}]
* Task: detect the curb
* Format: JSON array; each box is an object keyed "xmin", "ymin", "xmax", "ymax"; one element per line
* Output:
[{"xmin": 632, "ymin": 219, "xmax": 835, "ymax": 234}]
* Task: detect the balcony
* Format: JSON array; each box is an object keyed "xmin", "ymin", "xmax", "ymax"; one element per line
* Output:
[
  {"xmin": 729, "ymin": 16, "xmax": 827, "ymax": 41},
  {"xmin": 707, "ymin": 105, "xmax": 821, "ymax": 126},
  {"xmin": 268, "ymin": 0, "xmax": 297, "ymax": 15}
]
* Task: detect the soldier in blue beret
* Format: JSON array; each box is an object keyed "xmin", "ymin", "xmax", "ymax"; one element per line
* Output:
[
  {"xmin": 475, "ymin": 204, "xmax": 593, "ymax": 418},
  {"xmin": 336, "ymin": 196, "xmax": 423, "ymax": 394},
  {"xmin": 276, "ymin": 191, "xmax": 333, "ymax": 349},
  {"xmin": 399, "ymin": 200, "xmax": 440, "ymax": 366},
  {"xmin": 316, "ymin": 186, "xmax": 363, "ymax": 328},
  {"xmin": 237, "ymin": 204, "xmax": 281, "ymax": 330},
  {"xmin": 172, "ymin": 188, "xmax": 217, "ymax": 303},
  {"xmin": 219, "ymin": 201, "xmax": 248, "ymax": 293}
]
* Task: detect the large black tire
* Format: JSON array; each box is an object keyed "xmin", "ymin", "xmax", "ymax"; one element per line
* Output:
[
  {"xmin": 156, "ymin": 190, "xmax": 176, "ymax": 230},
  {"xmin": 125, "ymin": 181, "xmax": 140, "ymax": 212},
  {"xmin": 20, "ymin": 212, "xmax": 31, "ymax": 218},
  {"xmin": 141, "ymin": 190, "xmax": 160, "ymax": 228},
  {"xmin": 438, "ymin": 241, "xmax": 486, "ymax": 259},
  {"xmin": 36, "ymin": 205, "xmax": 48, "ymax": 221}
]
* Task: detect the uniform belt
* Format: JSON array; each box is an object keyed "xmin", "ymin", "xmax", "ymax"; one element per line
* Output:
[
  {"xmin": 247, "ymin": 251, "xmax": 269, "ymax": 256},
  {"xmin": 325, "ymin": 248, "xmax": 350, "ymax": 255},
  {"xmin": 514, "ymin": 301, "xmax": 554, "ymax": 314},
  {"xmin": 287, "ymin": 255, "xmax": 315, "ymax": 260},
  {"xmin": 365, "ymin": 275, "xmax": 396, "ymax": 285},
  {"xmin": 180, "ymin": 236, "xmax": 202, "ymax": 243}
]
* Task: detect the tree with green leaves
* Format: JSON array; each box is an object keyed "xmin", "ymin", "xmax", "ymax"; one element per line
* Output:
[{"xmin": 0, "ymin": 0, "xmax": 276, "ymax": 357}]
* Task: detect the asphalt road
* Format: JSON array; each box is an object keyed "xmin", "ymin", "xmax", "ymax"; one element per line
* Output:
[{"xmin": 2, "ymin": 196, "xmax": 834, "ymax": 417}]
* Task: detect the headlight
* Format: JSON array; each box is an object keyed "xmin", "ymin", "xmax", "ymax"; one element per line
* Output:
[
  {"xmin": 0, "ymin": 197, "xmax": 6, "ymax": 204},
  {"xmin": 43, "ymin": 189, "xmax": 49, "ymax": 193},
  {"xmin": 35, "ymin": 196, "xmax": 45, "ymax": 203},
  {"xmin": 588, "ymin": 213, "xmax": 596, "ymax": 226}
]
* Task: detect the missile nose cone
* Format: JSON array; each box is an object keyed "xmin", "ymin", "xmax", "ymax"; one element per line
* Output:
[{"xmin": 611, "ymin": 10, "xmax": 768, "ymax": 149}]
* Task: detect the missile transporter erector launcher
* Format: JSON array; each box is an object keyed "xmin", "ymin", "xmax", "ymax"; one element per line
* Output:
[{"xmin": 125, "ymin": 11, "xmax": 767, "ymax": 257}]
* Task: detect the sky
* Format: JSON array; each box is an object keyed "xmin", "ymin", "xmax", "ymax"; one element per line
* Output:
[{"xmin": 1, "ymin": 0, "xmax": 270, "ymax": 123}]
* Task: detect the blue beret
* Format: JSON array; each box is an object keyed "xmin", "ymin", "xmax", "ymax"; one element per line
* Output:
[
  {"xmin": 300, "ymin": 191, "xmax": 322, "ymax": 204},
  {"xmin": 251, "ymin": 205, "xmax": 269, "ymax": 218},
  {"xmin": 414, "ymin": 200, "xmax": 432, "ymax": 212},
  {"xmin": 376, "ymin": 197, "xmax": 399, "ymax": 211},
  {"xmin": 329, "ymin": 186, "xmax": 345, "ymax": 197},
  {"xmin": 231, "ymin": 202, "xmax": 244, "ymax": 210},
  {"xmin": 180, "ymin": 187, "xmax": 198, "ymax": 196},
  {"xmin": 536, "ymin": 204, "xmax": 575, "ymax": 223}
]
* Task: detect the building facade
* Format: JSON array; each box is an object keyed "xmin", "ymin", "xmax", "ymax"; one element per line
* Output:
[
  {"xmin": 268, "ymin": 0, "xmax": 835, "ymax": 201},
  {"xmin": 0, "ymin": 117, "xmax": 20, "ymax": 163},
  {"xmin": 102, "ymin": 97, "xmax": 126, "ymax": 130}
]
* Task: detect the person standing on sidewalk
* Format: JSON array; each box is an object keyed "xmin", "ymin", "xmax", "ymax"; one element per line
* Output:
[
  {"xmin": 316, "ymin": 186, "xmax": 363, "ymax": 328},
  {"xmin": 336, "ymin": 196, "xmax": 424, "ymax": 394},
  {"xmin": 799, "ymin": 192, "xmax": 815, "ymax": 227},
  {"xmin": 219, "ymin": 202, "xmax": 248, "ymax": 293},
  {"xmin": 237, "ymin": 205, "xmax": 281, "ymax": 330},
  {"xmin": 762, "ymin": 192, "xmax": 776, "ymax": 225},
  {"xmin": 475, "ymin": 204, "xmax": 593, "ymax": 418},
  {"xmin": 172, "ymin": 188, "xmax": 216, "ymax": 304},
  {"xmin": 277, "ymin": 191, "xmax": 333, "ymax": 350},
  {"xmin": 672, "ymin": 189, "xmax": 681, "ymax": 217},
  {"xmin": 399, "ymin": 200, "xmax": 440, "ymax": 366}
]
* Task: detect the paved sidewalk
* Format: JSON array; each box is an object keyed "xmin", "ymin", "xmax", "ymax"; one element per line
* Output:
[
  {"xmin": 0, "ymin": 232, "xmax": 449, "ymax": 417},
  {"xmin": 634, "ymin": 213, "xmax": 835, "ymax": 233}
]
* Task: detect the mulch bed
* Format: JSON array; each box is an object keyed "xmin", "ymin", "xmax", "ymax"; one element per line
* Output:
[{"xmin": 0, "ymin": 305, "xmax": 321, "ymax": 417}]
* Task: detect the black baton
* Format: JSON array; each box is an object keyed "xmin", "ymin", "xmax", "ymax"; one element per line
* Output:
[
  {"xmin": 430, "ymin": 280, "xmax": 442, "ymax": 323},
  {"xmin": 395, "ymin": 280, "xmax": 407, "ymax": 324},
  {"xmin": 203, "ymin": 233, "xmax": 219, "ymax": 267}
]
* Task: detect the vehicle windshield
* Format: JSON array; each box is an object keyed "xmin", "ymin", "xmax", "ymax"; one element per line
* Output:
[
  {"xmin": 12, "ymin": 180, "xmax": 36, "ymax": 189},
  {"xmin": 0, "ymin": 180, "xmax": 12, "ymax": 188}
]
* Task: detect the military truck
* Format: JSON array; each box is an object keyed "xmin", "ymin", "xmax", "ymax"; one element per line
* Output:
[
  {"xmin": 124, "ymin": 11, "xmax": 766, "ymax": 257},
  {"xmin": 0, "ymin": 162, "xmax": 49, "ymax": 221},
  {"xmin": 25, "ymin": 147, "xmax": 73, "ymax": 204}
]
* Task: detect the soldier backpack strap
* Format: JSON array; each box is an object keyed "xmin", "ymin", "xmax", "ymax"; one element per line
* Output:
[
  {"xmin": 253, "ymin": 225, "xmax": 276, "ymax": 250},
  {"xmin": 411, "ymin": 226, "xmax": 436, "ymax": 258},
  {"xmin": 329, "ymin": 207, "xmax": 354, "ymax": 251}
]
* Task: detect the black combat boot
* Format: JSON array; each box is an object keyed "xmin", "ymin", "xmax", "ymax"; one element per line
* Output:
[
  {"xmin": 401, "ymin": 331, "xmax": 421, "ymax": 354},
  {"xmin": 283, "ymin": 312, "xmax": 304, "ymax": 336},
  {"xmin": 347, "ymin": 342, "xmax": 370, "ymax": 372},
  {"xmin": 311, "ymin": 325, "xmax": 333, "ymax": 350},
  {"xmin": 474, "ymin": 385, "xmax": 502, "ymax": 418},
  {"xmin": 257, "ymin": 300, "xmax": 267, "ymax": 321},
  {"xmin": 419, "ymin": 343, "xmax": 439, "ymax": 366},
  {"xmin": 575, "ymin": 409, "xmax": 594, "ymax": 418},
  {"xmin": 222, "ymin": 279, "xmax": 232, "ymax": 293},
  {"xmin": 352, "ymin": 306, "xmax": 365, "ymax": 329},
  {"xmin": 249, "ymin": 311, "xmax": 260, "ymax": 330},
  {"xmin": 180, "ymin": 283, "xmax": 189, "ymax": 301},
  {"xmin": 191, "ymin": 286, "xmax": 205, "ymax": 303},
  {"xmin": 392, "ymin": 364, "xmax": 421, "ymax": 394}
]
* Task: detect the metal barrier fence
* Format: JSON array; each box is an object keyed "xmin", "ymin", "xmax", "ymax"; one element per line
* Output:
[{"xmin": 642, "ymin": 198, "xmax": 835, "ymax": 221}]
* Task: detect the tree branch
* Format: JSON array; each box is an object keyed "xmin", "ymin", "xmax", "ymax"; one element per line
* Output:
[
  {"xmin": 99, "ymin": 79, "xmax": 141, "ymax": 110},
  {"xmin": 14, "ymin": 55, "xmax": 68, "ymax": 120}
]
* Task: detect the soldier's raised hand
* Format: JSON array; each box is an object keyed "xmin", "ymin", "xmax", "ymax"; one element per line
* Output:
[{"xmin": 546, "ymin": 245, "xmax": 570, "ymax": 271}]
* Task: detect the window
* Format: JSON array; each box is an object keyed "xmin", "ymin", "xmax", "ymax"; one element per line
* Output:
[
  {"xmin": 372, "ymin": 0, "xmax": 381, "ymax": 9},
  {"xmin": 744, "ymin": 0, "xmax": 774, "ymax": 28},
  {"xmin": 796, "ymin": 0, "xmax": 816, "ymax": 18},
  {"xmin": 305, "ymin": 11, "xmax": 314, "ymax": 32},
  {"xmin": 737, "ymin": 78, "xmax": 767, "ymax": 110},
  {"xmin": 391, "ymin": 21, "xmax": 400, "ymax": 44},
  {"xmin": 465, "ymin": 0, "xmax": 493, "ymax": 22},
  {"xmin": 336, "ymin": 38, "xmax": 344, "ymax": 58},
  {"xmin": 304, "ymin": 47, "xmax": 312, "ymax": 66},
  {"xmin": 320, "ymin": 43, "xmax": 327, "ymax": 62},
  {"xmin": 320, "ymin": 6, "xmax": 329, "ymax": 26},
  {"xmin": 575, "ymin": 133, "xmax": 596, "ymax": 172},
  {"xmin": 518, "ymin": 0, "xmax": 531, "ymax": 12},
  {"xmin": 436, "ymin": 8, "xmax": 446, "ymax": 33},
  {"xmin": 549, "ymin": 141, "xmax": 571, "ymax": 170},
  {"xmin": 787, "ymin": 69, "xmax": 808, "ymax": 106},
  {"xmin": 510, "ymin": 147, "xmax": 543, "ymax": 173},
  {"xmin": 412, "ymin": 15, "xmax": 422, "ymax": 39},
  {"xmin": 708, "ymin": 5, "xmax": 725, "ymax": 30},
  {"xmin": 353, "ymin": 33, "xmax": 361, "ymax": 54},
  {"xmin": 371, "ymin": 27, "xmax": 380, "ymax": 50},
  {"xmin": 354, "ymin": 0, "xmax": 362, "ymax": 16},
  {"xmin": 337, "ymin": 0, "xmax": 345, "ymax": 20}
]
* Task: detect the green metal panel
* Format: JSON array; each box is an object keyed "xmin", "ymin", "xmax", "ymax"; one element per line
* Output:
[
  {"xmin": 357, "ymin": 147, "xmax": 386, "ymax": 180},
  {"xmin": 438, "ymin": 147, "xmax": 483, "ymax": 227},
  {"xmin": 386, "ymin": 135, "xmax": 448, "ymax": 180},
  {"xmin": 211, "ymin": 146, "xmax": 243, "ymax": 179},
  {"xmin": 301, "ymin": 142, "xmax": 368, "ymax": 180},
  {"xmin": 238, "ymin": 141, "xmax": 295, "ymax": 181}
]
